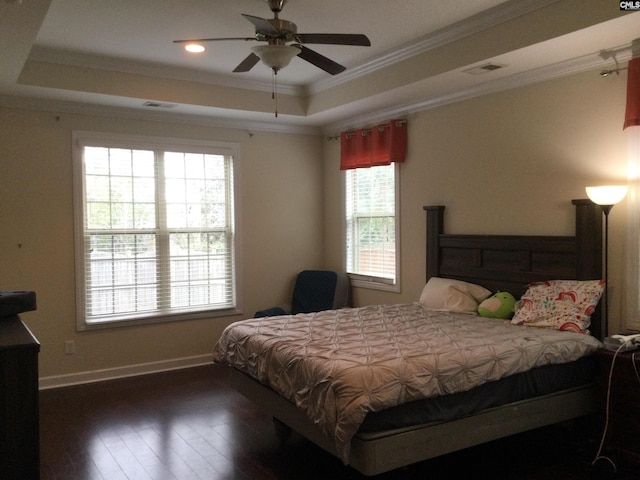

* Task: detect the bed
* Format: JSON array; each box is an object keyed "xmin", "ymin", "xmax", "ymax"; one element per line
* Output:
[{"xmin": 213, "ymin": 199, "xmax": 605, "ymax": 476}]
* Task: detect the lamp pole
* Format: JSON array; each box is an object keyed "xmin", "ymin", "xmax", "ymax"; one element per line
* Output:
[
  {"xmin": 585, "ymin": 185, "xmax": 628, "ymax": 337},
  {"xmin": 601, "ymin": 204, "xmax": 613, "ymax": 333}
]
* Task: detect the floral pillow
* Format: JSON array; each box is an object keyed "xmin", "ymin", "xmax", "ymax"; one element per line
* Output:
[{"xmin": 510, "ymin": 280, "xmax": 605, "ymax": 333}]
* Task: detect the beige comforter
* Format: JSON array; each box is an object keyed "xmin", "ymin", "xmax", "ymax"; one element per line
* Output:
[{"xmin": 213, "ymin": 302, "xmax": 602, "ymax": 461}]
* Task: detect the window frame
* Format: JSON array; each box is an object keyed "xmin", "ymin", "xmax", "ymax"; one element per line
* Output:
[
  {"xmin": 626, "ymin": 128, "xmax": 640, "ymax": 332},
  {"xmin": 344, "ymin": 162, "xmax": 401, "ymax": 292},
  {"xmin": 72, "ymin": 131, "xmax": 242, "ymax": 331}
]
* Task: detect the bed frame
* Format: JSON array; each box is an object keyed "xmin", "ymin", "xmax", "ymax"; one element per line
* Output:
[{"xmin": 228, "ymin": 199, "xmax": 604, "ymax": 476}]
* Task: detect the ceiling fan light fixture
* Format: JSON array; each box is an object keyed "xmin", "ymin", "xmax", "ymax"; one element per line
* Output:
[{"xmin": 251, "ymin": 44, "xmax": 299, "ymax": 72}]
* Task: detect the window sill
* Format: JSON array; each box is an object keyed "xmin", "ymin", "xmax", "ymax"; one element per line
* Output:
[
  {"xmin": 349, "ymin": 276, "xmax": 400, "ymax": 293},
  {"xmin": 77, "ymin": 306, "xmax": 242, "ymax": 331}
]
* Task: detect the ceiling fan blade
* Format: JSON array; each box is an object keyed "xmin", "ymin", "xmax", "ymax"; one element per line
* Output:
[
  {"xmin": 296, "ymin": 33, "xmax": 371, "ymax": 46},
  {"xmin": 173, "ymin": 37, "xmax": 255, "ymax": 44},
  {"xmin": 233, "ymin": 53, "xmax": 261, "ymax": 72},
  {"xmin": 296, "ymin": 45, "xmax": 346, "ymax": 75},
  {"xmin": 241, "ymin": 14, "xmax": 279, "ymax": 35}
]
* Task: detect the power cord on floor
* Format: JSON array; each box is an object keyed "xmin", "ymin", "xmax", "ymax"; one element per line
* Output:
[
  {"xmin": 591, "ymin": 341, "xmax": 640, "ymax": 472},
  {"xmin": 632, "ymin": 350, "xmax": 640, "ymax": 383}
]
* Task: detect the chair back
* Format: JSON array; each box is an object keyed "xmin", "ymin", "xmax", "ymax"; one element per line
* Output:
[{"xmin": 291, "ymin": 270, "xmax": 351, "ymax": 314}]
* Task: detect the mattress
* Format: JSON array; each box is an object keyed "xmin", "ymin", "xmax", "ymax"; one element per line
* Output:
[
  {"xmin": 213, "ymin": 302, "xmax": 602, "ymax": 461},
  {"xmin": 358, "ymin": 354, "xmax": 597, "ymax": 433}
]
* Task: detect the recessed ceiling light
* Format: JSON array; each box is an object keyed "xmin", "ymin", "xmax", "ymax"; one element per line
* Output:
[{"xmin": 184, "ymin": 44, "xmax": 205, "ymax": 53}]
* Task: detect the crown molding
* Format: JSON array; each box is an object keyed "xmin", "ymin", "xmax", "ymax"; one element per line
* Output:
[
  {"xmin": 4, "ymin": 39, "xmax": 632, "ymax": 137},
  {"xmin": 0, "ymin": 94, "xmax": 322, "ymax": 136},
  {"xmin": 28, "ymin": 46, "xmax": 305, "ymax": 97},
  {"xmin": 28, "ymin": 0, "xmax": 558, "ymax": 100},
  {"xmin": 308, "ymin": 0, "xmax": 560, "ymax": 95},
  {"xmin": 322, "ymin": 44, "xmax": 632, "ymax": 135}
]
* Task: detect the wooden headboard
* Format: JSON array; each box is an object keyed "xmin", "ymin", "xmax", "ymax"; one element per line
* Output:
[{"xmin": 424, "ymin": 199, "xmax": 604, "ymax": 339}]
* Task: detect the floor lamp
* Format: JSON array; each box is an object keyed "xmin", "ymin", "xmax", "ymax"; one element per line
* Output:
[{"xmin": 585, "ymin": 185, "xmax": 628, "ymax": 335}]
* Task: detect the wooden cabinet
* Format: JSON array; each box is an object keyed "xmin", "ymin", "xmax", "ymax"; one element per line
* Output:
[
  {"xmin": 597, "ymin": 348, "xmax": 640, "ymax": 467},
  {"xmin": 0, "ymin": 315, "xmax": 40, "ymax": 480}
]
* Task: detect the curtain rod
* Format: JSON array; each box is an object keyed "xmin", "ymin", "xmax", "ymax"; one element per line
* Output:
[{"xmin": 326, "ymin": 119, "xmax": 407, "ymax": 141}]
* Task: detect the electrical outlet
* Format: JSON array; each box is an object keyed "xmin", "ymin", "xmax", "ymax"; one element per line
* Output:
[{"xmin": 64, "ymin": 340, "xmax": 75, "ymax": 355}]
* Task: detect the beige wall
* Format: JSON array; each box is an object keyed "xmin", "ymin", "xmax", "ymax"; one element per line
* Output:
[
  {"xmin": 0, "ymin": 65, "xmax": 630, "ymax": 383},
  {"xmin": 324, "ymin": 69, "xmax": 629, "ymax": 334},
  {"xmin": 0, "ymin": 108, "xmax": 323, "ymax": 380}
]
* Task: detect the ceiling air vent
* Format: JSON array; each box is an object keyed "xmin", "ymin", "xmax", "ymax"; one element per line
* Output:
[
  {"xmin": 463, "ymin": 63, "xmax": 506, "ymax": 75},
  {"xmin": 142, "ymin": 101, "xmax": 177, "ymax": 109}
]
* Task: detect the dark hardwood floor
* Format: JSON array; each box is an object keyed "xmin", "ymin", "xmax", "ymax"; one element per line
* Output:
[{"xmin": 40, "ymin": 364, "xmax": 632, "ymax": 479}]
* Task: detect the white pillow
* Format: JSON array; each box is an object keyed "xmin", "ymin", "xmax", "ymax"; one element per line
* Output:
[{"xmin": 419, "ymin": 277, "xmax": 492, "ymax": 313}]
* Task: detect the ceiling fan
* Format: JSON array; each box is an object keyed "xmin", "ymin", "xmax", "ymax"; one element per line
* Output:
[{"xmin": 173, "ymin": 0, "xmax": 371, "ymax": 75}]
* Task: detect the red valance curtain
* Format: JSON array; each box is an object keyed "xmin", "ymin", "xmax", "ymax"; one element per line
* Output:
[
  {"xmin": 340, "ymin": 119, "xmax": 407, "ymax": 170},
  {"xmin": 625, "ymin": 57, "xmax": 640, "ymax": 130}
]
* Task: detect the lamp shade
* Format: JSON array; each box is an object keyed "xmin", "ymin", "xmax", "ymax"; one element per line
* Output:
[
  {"xmin": 251, "ymin": 45, "xmax": 299, "ymax": 71},
  {"xmin": 585, "ymin": 185, "xmax": 628, "ymax": 206}
]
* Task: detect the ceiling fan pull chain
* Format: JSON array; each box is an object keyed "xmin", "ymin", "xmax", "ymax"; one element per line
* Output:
[{"xmin": 273, "ymin": 70, "xmax": 279, "ymax": 118}]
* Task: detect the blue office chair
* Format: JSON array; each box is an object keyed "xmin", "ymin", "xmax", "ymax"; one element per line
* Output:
[{"xmin": 254, "ymin": 270, "xmax": 351, "ymax": 317}]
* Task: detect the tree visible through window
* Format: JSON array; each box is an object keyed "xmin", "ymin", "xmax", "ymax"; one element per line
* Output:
[{"xmin": 73, "ymin": 132, "xmax": 239, "ymax": 328}]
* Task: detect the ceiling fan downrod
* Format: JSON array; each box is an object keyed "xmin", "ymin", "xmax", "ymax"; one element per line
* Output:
[{"xmin": 266, "ymin": 0, "xmax": 287, "ymax": 17}]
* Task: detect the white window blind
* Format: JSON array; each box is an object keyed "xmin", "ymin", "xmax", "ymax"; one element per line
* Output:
[
  {"xmin": 73, "ymin": 132, "xmax": 239, "ymax": 328},
  {"xmin": 345, "ymin": 163, "xmax": 399, "ymax": 288}
]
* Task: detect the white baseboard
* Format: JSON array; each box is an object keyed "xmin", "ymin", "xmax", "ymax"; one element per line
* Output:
[{"xmin": 39, "ymin": 354, "xmax": 213, "ymax": 390}]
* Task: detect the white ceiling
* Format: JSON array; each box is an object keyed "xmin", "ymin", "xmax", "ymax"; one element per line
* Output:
[{"xmin": 1, "ymin": 0, "xmax": 639, "ymax": 134}]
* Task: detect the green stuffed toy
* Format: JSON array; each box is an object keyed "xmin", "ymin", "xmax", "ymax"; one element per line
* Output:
[{"xmin": 478, "ymin": 291, "xmax": 516, "ymax": 319}]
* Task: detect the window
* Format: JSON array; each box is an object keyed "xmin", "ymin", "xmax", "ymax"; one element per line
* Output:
[
  {"xmin": 626, "ymin": 126, "xmax": 640, "ymax": 332},
  {"xmin": 73, "ymin": 132, "xmax": 240, "ymax": 329},
  {"xmin": 345, "ymin": 163, "xmax": 399, "ymax": 290}
]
